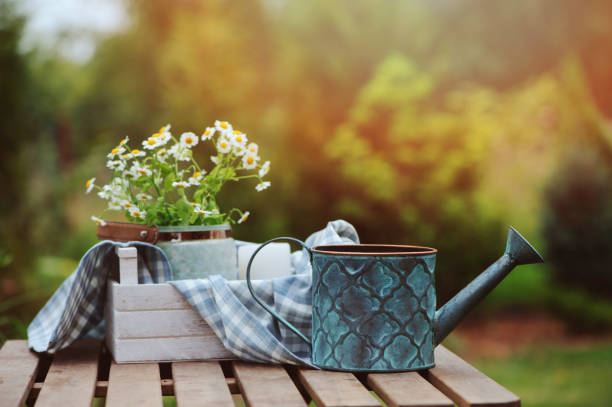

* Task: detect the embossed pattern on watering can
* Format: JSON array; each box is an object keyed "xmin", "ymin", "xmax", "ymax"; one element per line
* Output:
[{"xmin": 311, "ymin": 254, "xmax": 437, "ymax": 370}]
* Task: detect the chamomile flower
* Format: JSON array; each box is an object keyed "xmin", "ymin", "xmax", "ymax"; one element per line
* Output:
[
  {"xmin": 193, "ymin": 204, "xmax": 213, "ymax": 216},
  {"xmin": 188, "ymin": 170, "xmax": 205, "ymax": 185},
  {"xmin": 131, "ymin": 149, "xmax": 146, "ymax": 158},
  {"xmin": 156, "ymin": 148, "xmax": 168, "ymax": 162},
  {"xmin": 119, "ymin": 136, "xmax": 129, "ymax": 146},
  {"xmin": 247, "ymin": 143, "xmax": 258, "ymax": 155},
  {"xmin": 130, "ymin": 163, "xmax": 152, "ymax": 177},
  {"xmin": 85, "ymin": 177, "xmax": 96, "ymax": 194},
  {"xmin": 231, "ymin": 130, "xmax": 247, "ymax": 148},
  {"xmin": 180, "ymin": 132, "xmax": 199, "ymax": 148},
  {"xmin": 168, "ymin": 144, "xmax": 191, "ymax": 162},
  {"xmin": 202, "ymin": 127, "xmax": 215, "ymax": 141},
  {"xmin": 91, "ymin": 216, "xmax": 106, "ymax": 227},
  {"xmin": 142, "ymin": 137, "xmax": 161, "ymax": 150},
  {"xmin": 215, "ymin": 120, "xmax": 233, "ymax": 134},
  {"xmin": 259, "ymin": 160, "xmax": 270, "ymax": 177},
  {"xmin": 237, "ymin": 211, "xmax": 250, "ymax": 224},
  {"xmin": 255, "ymin": 181, "xmax": 271, "ymax": 192},
  {"xmin": 129, "ymin": 207, "xmax": 146, "ymax": 220},
  {"xmin": 121, "ymin": 153, "xmax": 132, "ymax": 160},
  {"xmin": 107, "ymin": 146, "xmax": 125, "ymax": 159},
  {"xmin": 242, "ymin": 153, "xmax": 259, "ymax": 169},
  {"xmin": 210, "ymin": 156, "xmax": 219, "ymax": 165},
  {"xmin": 97, "ymin": 190, "xmax": 110, "ymax": 200},
  {"xmin": 172, "ymin": 181, "xmax": 190, "ymax": 188},
  {"xmin": 120, "ymin": 200, "xmax": 136, "ymax": 210},
  {"xmin": 107, "ymin": 160, "xmax": 126, "ymax": 171},
  {"xmin": 217, "ymin": 137, "xmax": 231, "ymax": 154},
  {"xmin": 136, "ymin": 193, "xmax": 152, "ymax": 201},
  {"xmin": 233, "ymin": 145, "xmax": 246, "ymax": 157}
]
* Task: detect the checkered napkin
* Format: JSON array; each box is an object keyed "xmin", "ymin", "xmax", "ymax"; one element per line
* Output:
[{"xmin": 27, "ymin": 220, "xmax": 359, "ymax": 365}]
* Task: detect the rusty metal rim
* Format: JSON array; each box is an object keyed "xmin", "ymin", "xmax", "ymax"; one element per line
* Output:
[{"xmin": 311, "ymin": 243, "xmax": 437, "ymax": 256}]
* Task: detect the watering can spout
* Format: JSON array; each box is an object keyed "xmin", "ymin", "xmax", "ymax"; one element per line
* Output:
[{"xmin": 433, "ymin": 227, "xmax": 543, "ymax": 345}]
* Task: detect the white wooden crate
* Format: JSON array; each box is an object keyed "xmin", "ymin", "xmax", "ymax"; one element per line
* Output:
[{"xmin": 105, "ymin": 247, "xmax": 235, "ymax": 363}]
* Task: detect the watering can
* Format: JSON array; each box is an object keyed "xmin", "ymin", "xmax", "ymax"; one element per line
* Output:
[{"xmin": 246, "ymin": 226, "xmax": 543, "ymax": 372}]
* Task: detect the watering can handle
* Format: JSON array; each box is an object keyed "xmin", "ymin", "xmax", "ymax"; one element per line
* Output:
[{"xmin": 245, "ymin": 237, "xmax": 313, "ymax": 348}]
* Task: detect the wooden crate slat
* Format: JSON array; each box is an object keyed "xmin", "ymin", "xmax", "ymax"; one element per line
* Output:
[
  {"xmin": 105, "ymin": 361, "xmax": 162, "ymax": 407},
  {"xmin": 0, "ymin": 340, "xmax": 40, "ymax": 407},
  {"xmin": 423, "ymin": 346, "xmax": 520, "ymax": 407},
  {"xmin": 172, "ymin": 361, "xmax": 234, "ymax": 407},
  {"xmin": 34, "ymin": 339, "xmax": 100, "ymax": 407},
  {"xmin": 233, "ymin": 361, "xmax": 307, "ymax": 407},
  {"xmin": 297, "ymin": 369, "xmax": 380, "ymax": 407},
  {"xmin": 111, "ymin": 282, "xmax": 193, "ymax": 311},
  {"xmin": 367, "ymin": 372, "xmax": 454, "ymax": 407},
  {"xmin": 111, "ymin": 309, "xmax": 216, "ymax": 338}
]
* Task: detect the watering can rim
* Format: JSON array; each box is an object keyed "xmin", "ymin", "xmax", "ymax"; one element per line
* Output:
[{"xmin": 311, "ymin": 243, "xmax": 437, "ymax": 256}]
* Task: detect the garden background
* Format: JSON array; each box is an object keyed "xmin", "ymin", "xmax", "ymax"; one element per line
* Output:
[{"xmin": 1, "ymin": 1, "xmax": 611, "ymax": 405}]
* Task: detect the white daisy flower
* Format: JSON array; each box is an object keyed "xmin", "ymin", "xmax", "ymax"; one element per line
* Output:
[
  {"xmin": 202, "ymin": 127, "xmax": 215, "ymax": 141},
  {"xmin": 259, "ymin": 160, "xmax": 270, "ymax": 177},
  {"xmin": 158, "ymin": 124, "xmax": 171, "ymax": 134},
  {"xmin": 255, "ymin": 181, "xmax": 271, "ymax": 192},
  {"xmin": 121, "ymin": 152, "xmax": 132, "ymax": 160},
  {"xmin": 129, "ymin": 207, "xmax": 146, "ymax": 220},
  {"xmin": 237, "ymin": 211, "xmax": 250, "ymax": 224},
  {"xmin": 156, "ymin": 148, "xmax": 168, "ymax": 162},
  {"xmin": 108, "ymin": 201, "xmax": 122, "ymax": 210},
  {"xmin": 193, "ymin": 204, "xmax": 213, "ymax": 216},
  {"xmin": 168, "ymin": 144, "xmax": 191, "ymax": 162},
  {"xmin": 120, "ymin": 200, "xmax": 136, "ymax": 210},
  {"xmin": 85, "ymin": 177, "xmax": 96, "ymax": 194},
  {"xmin": 119, "ymin": 136, "xmax": 129, "ymax": 146},
  {"xmin": 247, "ymin": 143, "xmax": 258, "ymax": 155},
  {"xmin": 136, "ymin": 193, "xmax": 152, "ymax": 200},
  {"xmin": 180, "ymin": 132, "xmax": 198, "ymax": 148},
  {"xmin": 172, "ymin": 181, "xmax": 190, "ymax": 189},
  {"xmin": 131, "ymin": 163, "xmax": 152, "ymax": 177},
  {"xmin": 91, "ymin": 216, "xmax": 106, "ymax": 227},
  {"xmin": 231, "ymin": 130, "xmax": 247, "ymax": 148},
  {"xmin": 97, "ymin": 190, "xmax": 110, "ymax": 200},
  {"xmin": 211, "ymin": 156, "xmax": 219, "ymax": 164},
  {"xmin": 233, "ymin": 145, "xmax": 247, "ymax": 157},
  {"xmin": 217, "ymin": 137, "xmax": 231, "ymax": 154},
  {"xmin": 142, "ymin": 137, "xmax": 161, "ymax": 150},
  {"xmin": 215, "ymin": 120, "xmax": 233, "ymax": 134},
  {"xmin": 107, "ymin": 146, "xmax": 125, "ymax": 159},
  {"xmin": 131, "ymin": 149, "xmax": 146, "ymax": 158},
  {"xmin": 242, "ymin": 153, "xmax": 259, "ymax": 169},
  {"xmin": 188, "ymin": 171, "xmax": 205, "ymax": 185},
  {"xmin": 107, "ymin": 160, "xmax": 126, "ymax": 171}
]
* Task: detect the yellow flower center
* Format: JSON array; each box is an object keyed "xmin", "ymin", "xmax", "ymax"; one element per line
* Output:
[
  {"xmin": 233, "ymin": 130, "xmax": 241, "ymax": 135},
  {"xmin": 86, "ymin": 180, "xmax": 92, "ymax": 188},
  {"xmin": 264, "ymin": 165, "xmax": 270, "ymax": 175},
  {"xmin": 204, "ymin": 129, "xmax": 211, "ymax": 136},
  {"xmin": 220, "ymin": 142, "xmax": 228, "ymax": 148},
  {"xmin": 139, "ymin": 170, "xmax": 147, "ymax": 175},
  {"xmin": 177, "ymin": 184, "xmax": 185, "ymax": 188},
  {"xmin": 194, "ymin": 172, "xmax": 200, "ymax": 177},
  {"xmin": 159, "ymin": 126, "xmax": 166, "ymax": 132},
  {"xmin": 133, "ymin": 211, "xmax": 141, "ymax": 217},
  {"xmin": 247, "ymin": 156, "xmax": 254, "ymax": 165},
  {"xmin": 111, "ymin": 148, "xmax": 120, "ymax": 154},
  {"xmin": 94, "ymin": 219, "xmax": 101, "ymax": 225},
  {"xmin": 220, "ymin": 122, "xmax": 228, "ymax": 129},
  {"xmin": 122, "ymin": 154, "xmax": 130, "ymax": 158},
  {"xmin": 124, "ymin": 203, "xmax": 132, "ymax": 208},
  {"xmin": 151, "ymin": 133, "xmax": 160, "ymax": 138},
  {"xmin": 236, "ymin": 136, "xmax": 243, "ymax": 143},
  {"xmin": 185, "ymin": 137, "xmax": 193, "ymax": 144},
  {"xmin": 119, "ymin": 138, "xmax": 127, "ymax": 146},
  {"xmin": 147, "ymin": 139, "xmax": 157, "ymax": 145},
  {"xmin": 132, "ymin": 149, "xmax": 141, "ymax": 154}
]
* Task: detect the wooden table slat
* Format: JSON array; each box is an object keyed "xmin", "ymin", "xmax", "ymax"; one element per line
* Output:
[
  {"xmin": 233, "ymin": 361, "xmax": 307, "ymax": 407},
  {"xmin": 34, "ymin": 339, "xmax": 100, "ymax": 407},
  {"xmin": 368, "ymin": 371, "xmax": 454, "ymax": 407},
  {"xmin": 297, "ymin": 369, "xmax": 381, "ymax": 407},
  {"xmin": 0, "ymin": 340, "xmax": 40, "ymax": 407},
  {"xmin": 424, "ymin": 346, "xmax": 520, "ymax": 407},
  {"xmin": 106, "ymin": 361, "xmax": 163, "ymax": 407},
  {"xmin": 172, "ymin": 361, "xmax": 234, "ymax": 407}
]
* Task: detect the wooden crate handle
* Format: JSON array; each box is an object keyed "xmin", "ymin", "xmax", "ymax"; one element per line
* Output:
[{"xmin": 116, "ymin": 247, "xmax": 138, "ymax": 285}]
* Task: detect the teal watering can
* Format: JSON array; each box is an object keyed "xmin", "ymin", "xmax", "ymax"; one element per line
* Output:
[{"xmin": 246, "ymin": 227, "xmax": 543, "ymax": 372}]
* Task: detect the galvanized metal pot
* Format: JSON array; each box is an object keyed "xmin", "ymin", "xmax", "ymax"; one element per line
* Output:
[{"xmin": 246, "ymin": 227, "xmax": 543, "ymax": 372}]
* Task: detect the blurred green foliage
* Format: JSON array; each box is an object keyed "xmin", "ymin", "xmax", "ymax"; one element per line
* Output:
[{"xmin": 2, "ymin": 0, "xmax": 612, "ymax": 340}]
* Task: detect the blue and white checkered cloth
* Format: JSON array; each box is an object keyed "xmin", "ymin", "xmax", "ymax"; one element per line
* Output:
[{"xmin": 27, "ymin": 220, "xmax": 359, "ymax": 366}]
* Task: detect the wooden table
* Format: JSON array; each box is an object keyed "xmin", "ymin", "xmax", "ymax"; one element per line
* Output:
[{"xmin": 0, "ymin": 339, "xmax": 520, "ymax": 407}]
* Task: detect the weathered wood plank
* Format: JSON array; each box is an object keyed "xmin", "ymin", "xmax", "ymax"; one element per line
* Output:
[
  {"xmin": 423, "ymin": 346, "xmax": 520, "ymax": 407},
  {"xmin": 112, "ymin": 309, "xmax": 216, "ymax": 338},
  {"xmin": 368, "ymin": 372, "xmax": 453, "ymax": 407},
  {"xmin": 108, "ymin": 335, "xmax": 234, "ymax": 363},
  {"xmin": 172, "ymin": 362, "xmax": 234, "ymax": 407},
  {"xmin": 233, "ymin": 362, "xmax": 307, "ymax": 407},
  {"xmin": 34, "ymin": 339, "xmax": 100, "ymax": 407},
  {"xmin": 105, "ymin": 361, "xmax": 162, "ymax": 407},
  {"xmin": 297, "ymin": 369, "xmax": 380, "ymax": 407},
  {"xmin": 0, "ymin": 340, "xmax": 40, "ymax": 407},
  {"xmin": 110, "ymin": 282, "xmax": 192, "ymax": 311}
]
